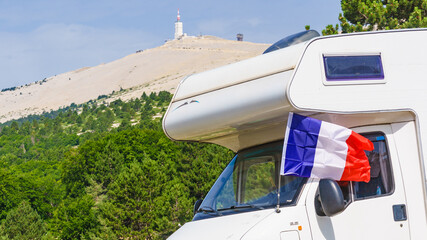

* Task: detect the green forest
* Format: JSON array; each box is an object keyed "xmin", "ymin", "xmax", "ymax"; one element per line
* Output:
[{"xmin": 0, "ymin": 91, "xmax": 233, "ymax": 239}]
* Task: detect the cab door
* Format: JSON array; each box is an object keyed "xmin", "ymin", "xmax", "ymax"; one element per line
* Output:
[{"xmin": 305, "ymin": 124, "xmax": 410, "ymax": 240}]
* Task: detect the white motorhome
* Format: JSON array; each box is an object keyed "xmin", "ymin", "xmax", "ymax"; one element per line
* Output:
[{"xmin": 162, "ymin": 29, "xmax": 427, "ymax": 240}]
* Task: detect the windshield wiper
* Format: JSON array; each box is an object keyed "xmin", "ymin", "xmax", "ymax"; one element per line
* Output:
[
  {"xmin": 197, "ymin": 206, "xmax": 222, "ymax": 216},
  {"xmin": 219, "ymin": 203, "xmax": 264, "ymax": 211}
]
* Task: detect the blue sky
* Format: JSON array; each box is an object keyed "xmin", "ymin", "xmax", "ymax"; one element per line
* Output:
[{"xmin": 0, "ymin": 0, "xmax": 341, "ymax": 89}]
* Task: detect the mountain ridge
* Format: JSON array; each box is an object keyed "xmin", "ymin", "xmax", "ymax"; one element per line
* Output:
[{"xmin": 0, "ymin": 36, "xmax": 269, "ymax": 123}]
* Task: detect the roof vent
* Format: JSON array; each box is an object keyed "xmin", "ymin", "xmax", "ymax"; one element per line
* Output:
[{"xmin": 263, "ymin": 30, "xmax": 320, "ymax": 54}]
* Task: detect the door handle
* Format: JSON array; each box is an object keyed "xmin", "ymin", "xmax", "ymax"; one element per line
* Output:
[{"xmin": 392, "ymin": 204, "xmax": 407, "ymax": 221}]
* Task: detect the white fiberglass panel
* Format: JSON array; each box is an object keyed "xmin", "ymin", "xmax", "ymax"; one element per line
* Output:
[
  {"xmin": 173, "ymin": 43, "xmax": 305, "ymax": 101},
  {"xmin": 288, "ymin": 29, "xmax": 427, "ymax": 182},
  {"xmin": 163, "ymin": 71, "xmax": 294, "ymax": 151},
  {"xmin": 167, "ymin": 209, "xmax": 273, "ymax": 240}
]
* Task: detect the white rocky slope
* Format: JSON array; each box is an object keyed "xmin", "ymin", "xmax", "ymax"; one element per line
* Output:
[{"xmin": 0, "ymin": 36, "xmax": 269, "ymax": 123}]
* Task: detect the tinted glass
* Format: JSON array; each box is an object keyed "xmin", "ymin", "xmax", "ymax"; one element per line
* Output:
[
  {"xmin": 353, "ymin": 133, "xmax": 394, "ymax": 199},
  {"xmin": 324, "ymin": 55, "xmax": 384, "ymax": 80}
]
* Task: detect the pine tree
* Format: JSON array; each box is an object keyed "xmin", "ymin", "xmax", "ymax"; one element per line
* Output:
[
  {"xmin": 52, "ymin": 195, "xmax": 98, "ymax": 240},
  {"xmin": 323, "ymin": 0, "xmax": 427, "ymax": 35},
  {"xmin": 0, "ymin": 201, "xmax": 47, "ymax": 240},
  {"xmin": 10, "ymin": 121, "xmax": 19, "ymax": 132}
]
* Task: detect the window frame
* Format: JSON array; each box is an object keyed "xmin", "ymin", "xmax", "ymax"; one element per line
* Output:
[
  {"xmin": 352, "ymin": 131, "xmax": 395, "ymax": 201},
  {"xmin": 340, "ymin": 131, "xmax": 396, "ymax": 205},
  {"xmin": 321, "ymin": 53, "xmax": 387, "ymax": 86}
]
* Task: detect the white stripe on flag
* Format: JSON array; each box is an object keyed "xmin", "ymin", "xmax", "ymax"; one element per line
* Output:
[{"xmin": 310, "ymin": 121, "xmax": 352, "ymax": 180}]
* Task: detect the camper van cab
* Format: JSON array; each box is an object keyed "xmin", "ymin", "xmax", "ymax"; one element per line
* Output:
[{"xmin": 162, "ymin": 29, "xmax": 427, "ymax": 240}]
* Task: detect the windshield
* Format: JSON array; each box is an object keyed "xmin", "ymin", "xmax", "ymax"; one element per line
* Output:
[{"xmin": 194, "ymin": 141, "xmax": 306, "ymax": 220}]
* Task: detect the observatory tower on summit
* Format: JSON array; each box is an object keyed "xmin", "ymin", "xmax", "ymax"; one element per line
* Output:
[{"xmin": 174, "ymin": 9, "xmax": 186, "ymax": 39}]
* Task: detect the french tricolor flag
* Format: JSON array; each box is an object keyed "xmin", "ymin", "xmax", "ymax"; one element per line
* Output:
[{"xmin": 280, "ymin": 113, "xmax": 374, "ymax": 182}]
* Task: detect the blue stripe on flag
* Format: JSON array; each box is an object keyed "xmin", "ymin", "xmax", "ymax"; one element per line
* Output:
[{"xmin": 284, "ymin": 114, "xmax": 322, "ymax": 177}]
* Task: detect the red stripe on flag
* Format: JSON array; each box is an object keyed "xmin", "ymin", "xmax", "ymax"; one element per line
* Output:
[{"xmin": 340, "ymin": 131, "xmax": 374, "ymax": 183}]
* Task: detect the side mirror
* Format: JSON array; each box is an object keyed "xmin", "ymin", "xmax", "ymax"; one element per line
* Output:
[
  {"xmin": 315, "ymin": 179, "xmax": 345, "ymax": 217},
  {"xmin": 193, "ymin": 199, "xmax": 203, "ymax": 215}
]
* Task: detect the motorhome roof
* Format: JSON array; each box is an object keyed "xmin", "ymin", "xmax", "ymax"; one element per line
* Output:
[
  {"xmin": 164, "ymin": 29, "xmax": 427, "ymax": 153},
  {"xmin": 173, "ymin": 41, "xmax": 307, "ymax": 102}
]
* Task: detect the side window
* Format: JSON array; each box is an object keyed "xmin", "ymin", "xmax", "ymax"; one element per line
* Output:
[{"xmin": 352, "ymin": 132, "xmax": 394, "ymax": 199}]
